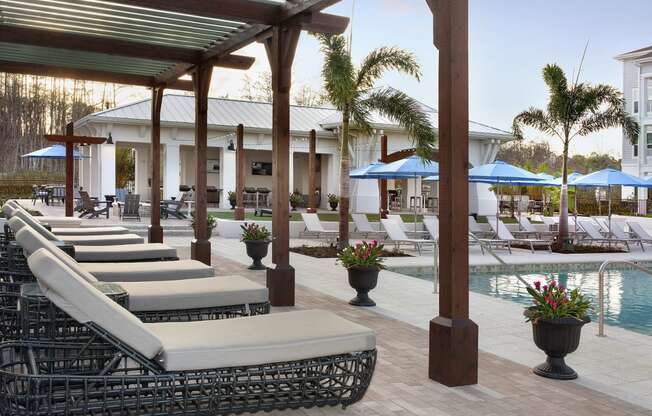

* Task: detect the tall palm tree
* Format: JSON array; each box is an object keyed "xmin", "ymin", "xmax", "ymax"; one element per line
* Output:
[
  {"xmin": 316, "ymin": 34, "xmax": 437, "ymax": 249},
  {"xmin": 513, "ymin": 64, "xmax": 638, "ymax": 250}
]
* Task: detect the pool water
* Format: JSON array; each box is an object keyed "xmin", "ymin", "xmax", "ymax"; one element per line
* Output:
[{"xmin": 390, "ymin": 267, "xmax": 652, "ymax": 336}]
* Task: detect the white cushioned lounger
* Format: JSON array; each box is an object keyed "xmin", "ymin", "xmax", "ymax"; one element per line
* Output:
[
  {"xmin": 9, "ymin": 217, "xmax": 177, "ymax": 262},
  {"xmin": 3, "ymin": 201, "xmax": 80, "ymax": 228},
  {"xmin": 11, "ymin": 209, "xmax": 143, "ymax": 245},
  {"xmin": 51, "ymin": 226, "xmax": 130, "ymax": 236},
  {"xmin": 16, "ymin": 227, "xmax": 212, "ymax": 281},
  {"xmin": 26, "ymin": 246, "xmax": 268, "ymax": 315},
  {"xmin": 30, "ymin": 249, "xmax": 374, "ymax": 372}
]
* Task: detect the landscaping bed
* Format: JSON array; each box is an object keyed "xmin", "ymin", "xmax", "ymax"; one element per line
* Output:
[{"xmin": 290, "ymin": 245, "xmax": 411, "ymax": 258}]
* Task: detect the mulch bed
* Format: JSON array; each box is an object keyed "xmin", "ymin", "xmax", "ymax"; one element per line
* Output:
[
  {"xmin": 290, "ymin": 245, "xmax": 411, "ymax": 258},
  {"xmin": 551, "ymin": 245, "xmax": 627, "ymax": 254}
]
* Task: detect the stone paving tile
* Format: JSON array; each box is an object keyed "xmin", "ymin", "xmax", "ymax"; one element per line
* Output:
[{"xmin": 172, "ymin": 246, "xmax": 652, "ymax": 416}]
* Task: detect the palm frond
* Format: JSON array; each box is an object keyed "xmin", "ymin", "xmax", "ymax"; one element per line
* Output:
[
  {"xmin": 577, "ymin": 108, "xmax": 640, "ymax": 143},
  {"xmin": 314, "ymin": 34, "xmax": 356, "ymax": 111},
  {"xmin": 512, "ymin": 108, "xmax": 560, "ymax": 140},
  {"xmin": 348, "ymin": 100, "xmax": 374, "ymax": 137},
  {"xmin": 542, "ymin": 64, "xmax": 571, "ymax": 120},
  {"xmin": 356, "ymin": 47, "xmax": 421, "ymax": 90},
  {"xmin": 361, "ymin": 88, "xmax": 436, "ymax": 159}
]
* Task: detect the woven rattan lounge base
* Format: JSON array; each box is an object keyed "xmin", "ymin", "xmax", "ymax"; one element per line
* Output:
[{"xmin": 0, "ymin": 339, "xmax": 376, "ymax": 416}]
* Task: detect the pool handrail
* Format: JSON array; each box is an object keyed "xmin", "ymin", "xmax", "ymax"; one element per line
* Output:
[{"xmin": 597, "ymin": 260, "xmax": 652, "ymax": 337}]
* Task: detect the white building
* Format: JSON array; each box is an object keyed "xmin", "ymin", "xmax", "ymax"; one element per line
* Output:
[
  {"xmin": 617, "ymin": 45, "xmax": 652, "ymax": 206},
  {"xmin": 74, "ymin": 94, "xmax": 512, "ymax": 214}
]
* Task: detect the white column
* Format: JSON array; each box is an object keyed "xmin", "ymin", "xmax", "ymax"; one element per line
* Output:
[
  {"xmin": 99, "ymin": 143, "xmax": 116, "ymax": 198},
  {"xmin": 133, "ymin": 148, "xmax": 140, "ymax": 195},
  {"xmin": 164, "ymin": 143, "xmax": 181, "ymax": 199},
  {"xmin": 80, "ymin": 145, "xmax": 91, "ymax": 192},
  {"xmin": 221, "ymin": 147, "xmax": 236, "ymax": 208},
  {"xmin": 289, "ymin": 150, "xmax": 295, "ymax": 193},
  {"xmin": 89, "ymin": 144, "xmax": 101, "ymax": 197}
]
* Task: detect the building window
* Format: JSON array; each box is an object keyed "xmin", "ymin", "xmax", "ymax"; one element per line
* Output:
[
  {"xmin": 633, "ymin": 135, "xmax": 639, "ymax": 157},
  {"xmin": 634, "ymin": 145, "xmax": 639, "ymax": 157},
  {"xmin": 647, "ymin": 84, "xmax": 652, "ymax": 114},
  {"xmin": 633, "ymin": 88, "xmax": 639, "ymax": 114},
  {"xmin": 647, "ymin": 131, "xmax": 652, "ymax": 150}
]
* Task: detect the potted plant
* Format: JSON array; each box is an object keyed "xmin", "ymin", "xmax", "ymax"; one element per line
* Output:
[
  {"xmin": 240, "ymin": 222, "xmax": 271, "ymax": 270},
  {"xmin": 524, "ymin": 280, "xmax": 591, "ymax": 380},
  {"xmin": 191, "ymin": 212, "xmax": 218, "ymax": 238},
  {"xmin": 337, "ymin": 240, "xmax": 383, "ymax": 306},
  {"xmin": 328, "ymin": 193, "xmax": 339, "ymax": 211},
  {"xmin": 227, "ymin": 191, "xmax": 236, "ymax": 210},
  {"xmin": 289, "ymin": 192, "xmax": 302, "ymax": 211}
]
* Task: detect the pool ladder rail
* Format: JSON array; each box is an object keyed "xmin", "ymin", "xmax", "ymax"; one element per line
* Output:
[{"xmin": 597, "ymin": 260, "xmax": 652, "ymax": 337}]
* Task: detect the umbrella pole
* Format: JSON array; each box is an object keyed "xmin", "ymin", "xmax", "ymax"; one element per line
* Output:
[
  {"xmin": 414, "ymin": 175, "xmax": 418, "ymax": 233},
  {"xmin": 496, "ymin": 180, "xmax": 500, "ymax": 236},
  {"xmin": 573, "ymin": 186, "xmax": 578, "ymax": 234},
  {"xmin": 608, "ymin": 185, "xmax": 612, "ymax": 240}
]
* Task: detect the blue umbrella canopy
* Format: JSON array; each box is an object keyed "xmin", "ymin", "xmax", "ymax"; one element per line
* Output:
[
  {"xmin": 349, "ymin": 161, "xmax": 385, "ymax": 179},
  {"xmin": 468, "ymin": 160, "xmax": 541, "ymax": 184},
  {"xmin": 569, "ymin": 168, "xmax": 648, "ymax": 187},
  {"xmin": 548, "ymin": 172, "xmax": 584, "ymax": 186},
  {"xmin": 22, "ymin": 144, "xmax": 85, "ymax": 160},
  {"xmin": 367, "ymin": 155, "xmax": 438, "ymax": 179}
]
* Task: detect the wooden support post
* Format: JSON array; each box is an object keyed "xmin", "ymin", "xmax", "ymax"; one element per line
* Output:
[
  {"xmin": 307, "ymin": 129, "xmax": 317, "ymax": 213},
  {"xmin": 380, "ymin": 134, "xmax": 388, "ymax": 218},
  {"xmin": 191, "ymin": 65, "xmax": 213, "ymax": 265},
  {"xmin": 427, "ymin": 0, "xmax": 478, "ymax": 387},
  {"xmin": 148, "ymin": 86, "xmax": 164, "ymax": 243},
  {"xmin": 265, "ymin": 26, "xmax": 300, "ymax": 306},
  {"xmin": 64, "ymin": 123, "xmax": 74, "ymax": 217},
  {"xmin": 234, "ymin": 124, "xmax": 245, "ymax": 221}
]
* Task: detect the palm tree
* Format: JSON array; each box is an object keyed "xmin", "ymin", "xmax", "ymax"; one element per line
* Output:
[
  {"xmin": 513, "ymin": 64, "xmax": 638, "ymax": 250},
  {"xmin": 316, "ymin": 34, "xmax": 437, "ymax": 249}
]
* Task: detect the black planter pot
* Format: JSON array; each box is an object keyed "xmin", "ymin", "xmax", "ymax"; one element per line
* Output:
[
  {"xmin": 347, "ymin": 266, "xmax": 379, "ymax": 306},
  {"xmin": 290, "ymin": 204, "xmax": 298, "ymax": 211},
  {"xmin": 329, "ymin": 202, "xmax": 338, "ymax": 211},
  {"xmin": 530, "ymin": 316, "xmax": 589, "ymax": 380},
  {"xmin": 244, "ymin": 240, "xmax": 270, "ymax": 270},
  {"xmin": 229, "ymin": 200, "xmax": 236, "ymax": 210}
]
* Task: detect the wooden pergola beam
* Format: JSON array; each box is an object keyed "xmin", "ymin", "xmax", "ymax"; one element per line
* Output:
[
  {"xmin": 0, "ymin": 60, "xmax": 194, "ymax": 91},
  {"xmin": 45, "ymin": 135, "xmax": 106, "ymax": 145}
]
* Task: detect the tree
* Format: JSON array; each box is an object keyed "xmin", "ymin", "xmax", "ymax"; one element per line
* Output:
[
  {"xmin": 293, "ymin": 85, "xmax": 328, "ymax": 107},
  {"xmin": 115, "ymin": 147, "xmax": 135, "ymax": 189},
  {"xmin": 512, "ymin": 63, "xmax": 638, "ymax": 250},
  {"xmin": 316, "ymin": 34, "xmax": 437, "ymax": 249},
  {"xmin": 240, "ymin": 71, "xmax": 273, "ymax": 103}
]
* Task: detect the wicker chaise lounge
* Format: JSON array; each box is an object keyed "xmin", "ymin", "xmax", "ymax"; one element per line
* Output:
[{"xmin": 0, "ymin": 249, "xmax": 376, "ymax": 416}]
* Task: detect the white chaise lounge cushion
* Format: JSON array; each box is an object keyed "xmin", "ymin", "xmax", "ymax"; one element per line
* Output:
[
  {"xmin": 56, "ymin": 233, "xmax": 145, "ymax": 246},
  {"xmin": 10, "ymin": 211, "xmax": 58, "ymax": 240},
  {"xmin": 28, "ymin": 249, "xmax": 163, "ymax": 359},
  {"xmin": 2, "ymin": 204, "xmax": 15, "ymax": 218},
  {"xmin": 15, "ymin": 228, "xmax": 98, "ymax": 284},
  {"xmin": 81, "ymin": 260, "xmax": 215, "ymax": 282},
  {"xmin": 73, "ymin": 244, "xmax": 177, "ymax": 262},
  {"xmin": 122, "ymin": 276, "xmax": 268, "ymax": 311},
  {"xmin": 147, "ymin": 309, "xmax": 376, "ymax": 371},
  {"xmin": 52, "ymin": 226, "xmax": 130, "ymax": 236}
]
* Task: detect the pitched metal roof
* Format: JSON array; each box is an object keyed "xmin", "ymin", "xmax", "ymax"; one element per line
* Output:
[{"xmin": 79, "ymin": 93, "xmax": 513, "ymax": 139}]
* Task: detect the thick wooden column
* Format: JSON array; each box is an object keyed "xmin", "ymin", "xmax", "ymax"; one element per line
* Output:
[
  {"xmin": 307, "ymin": 129, "xmax": 317, "ymax": 213},
  {"xmin": 380, "ymin": 134, "xmax": 388, "ymax": 218},
  {"xmin": 234, "ymin": 124, "xmax": 245, "ymax": 220},
  {"xmin": 65, "ymin": 123, "xmax": 74, "ymax": 217},
  {"xmin": 265, "ymin": 26, "xmax": 300, "ymax": 306},
  {"xmin": 148, "ymin": 86, "xmax": 164, "ymax": 243},
  {"xmin": 427, "ymin": 0, "xmax": 478, "ymax": 387},
  {"xmin": 191, "ymin": 65, "xmax": 213, "ymax": 265}
]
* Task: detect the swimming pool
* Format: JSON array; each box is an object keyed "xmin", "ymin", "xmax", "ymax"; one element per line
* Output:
[{"xmin": 388, "ymin": 267, "xmax": 652, "ymax": 336}]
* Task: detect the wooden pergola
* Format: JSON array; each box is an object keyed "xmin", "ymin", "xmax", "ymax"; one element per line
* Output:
[{"xmin": 0, "ymin": 0, "xmax": 477, "ymax": 387}]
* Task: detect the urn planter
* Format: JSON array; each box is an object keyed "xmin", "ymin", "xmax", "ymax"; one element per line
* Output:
[
  {"xmin": 229, "ymin": 200, "xmax": 236, "ymax": 210},
  {"xmin": 244, "ymin": 240, "xmax": 270, "ymax": 270},
  {"xmin": 530, "ymin": 316, "xmax": 589, "ymax": 380},
  {"xmin": 329, "ymin": 201, "xmax": 339, "ymax": 211},
  {"xmin": 347, "ymin": 266, "xmax": 379, "ymax": 306}
]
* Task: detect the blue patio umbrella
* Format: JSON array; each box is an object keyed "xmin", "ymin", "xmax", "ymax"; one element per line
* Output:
[
  {"xmin": 570, "ymin": 168, "xmax": 649, "ymax": 235},
  {"xmin": 349, "ymin": 161, "xmax": 385, "ymax": 179},
  {"xmin": 21, "ymin": 144, "xmax": 86, "ymax": 160},
  {"xmin": 468, "ymin": 161, "xmax": 542, "ymax": 231},
  {"xmin": 367, "ymin": 155, "xmax": 439, "ymax": 231}
]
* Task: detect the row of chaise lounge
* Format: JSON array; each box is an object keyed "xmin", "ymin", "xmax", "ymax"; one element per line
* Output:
[{"xmin": 0, "ymin": 200, "xmax": 377, "ymax": 415}]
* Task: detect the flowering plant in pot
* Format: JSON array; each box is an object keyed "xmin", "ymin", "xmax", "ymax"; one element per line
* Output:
[
  {"xmin": 337, "ymin": 240, "xmax": 384, "ymax": 306},
  {"xmin": 289, "ymin": 192, "xmax": 302, "ymax": 211},
  {"xmin": 190, "ymin": 212, "xmax": 217, "ymax": 238},
  {"xmin": 227, "ymin": 191, "xmax": 236, "ymax": 210},
  {"xmin": 240, "ymin": 222, "xmax": 271, "ymax": 270},
  {"xmin": 524, "ymin": 279, "xmax": 591, "ymax": 380},
  {"xmin": 327, "ymin": 193, "xmax": 339, "ymax": 211}
]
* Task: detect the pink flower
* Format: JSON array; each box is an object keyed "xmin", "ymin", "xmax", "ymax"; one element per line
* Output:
[
  {"xmin": 559, "ymin": 285, "xmax": 566, "ymax": 292},
  {"xmin": 542, "ymin": 285, "xmax": 548, "ymax": 292},
  {"xmin": 534, "ymin": 281, "xmax": 541, "ymax": 290},
  {"xmin": 550, "ymin": 280, "xmax": 557, "ymax": 288}
]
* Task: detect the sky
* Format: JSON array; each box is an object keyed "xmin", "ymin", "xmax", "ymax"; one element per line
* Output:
[{"xmin": 116, "ymin": 0, "xmax": 652, "ymax": 158}]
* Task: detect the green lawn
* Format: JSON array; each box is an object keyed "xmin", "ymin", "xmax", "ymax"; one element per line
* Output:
[{"xmin": 209, "ymin": 210, "xmax": 425, "ymax": 223}]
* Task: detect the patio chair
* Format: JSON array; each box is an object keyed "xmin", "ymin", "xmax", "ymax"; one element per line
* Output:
[
  {"xmin": 3, "ymin": 249, "xmax": 376, "ymax": 416},
  {"xmin": 163, "ymin": 193, "xmax": 188, "ymax": 219},
  {"xmin": 4, "ymin": 200, "xmax": 83, "ymax": 228},
  {"xmin": 577, "ymin": 219, "xmax": 631, "ymax": 251},
  {"xmin": 423, "ymin": 216, "xmax": 439, "ymax": 241},
  {"xmin": 609, "ymin": 222, "xmax": 645, "ymax": 251},
  {"xmin": 351, "ymin": 213, "xmax": 386, "ymax": 239},
  {"xmin": 486, "ymin": 216, "xmax": 552, "ymax": 253},
  {"xmin": 8, "ymin": 217, "xmax": 178, "ymax": 262},
  {"xmin": 468, "ymin": 215, "xmax": 493, "ymax": 238},
  {"xmin": 300, "ymin": 213, "xmax": 339, "ymax": 242},
  {"xmin": 626, "ymin": 221, "xmax": 652, "ymax": 247},
  {"xmin": 515, "ymin": 216, "xmax": 549, "ymax": 239},
  {"xmin": 11, "ymin": 209, "xmax": 144, "ymax": 246},
  {"xmin": 78, "ymin": 190, "xmax": 110, "ymax": 219},
  {"xmin": 387, "ymin": 214, "xmax": 429, "ymax": 238},
  {"xmin": 119, "ymin": 193, "xmax": 141, "ymax": 221},
  {"xmin": 380, "ymin": 218, "xmax": 434, "ymax": 254}
]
